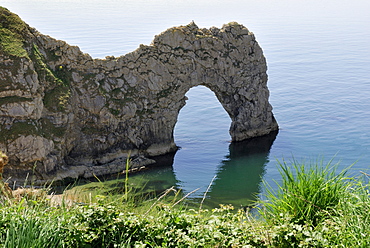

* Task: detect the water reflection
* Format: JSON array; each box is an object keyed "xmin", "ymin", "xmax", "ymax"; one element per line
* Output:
[
  {"xmin": 62, "ymin": 131, "xmax": 277, "ymax": 208},
  {"xmin": 205, "ymin": 130, "xmax": 278, "ymax": 208},
  {"xmin": 139, "ymin": 130, "xmax": 278, "ymax": 208},
  {"xmin": 137, "ymin": 153, "xmax": 180, "ymax": 194}
]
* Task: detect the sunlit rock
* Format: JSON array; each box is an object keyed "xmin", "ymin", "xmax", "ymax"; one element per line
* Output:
[{"xmin": 0, "ymin": 7, "xmax": 278, "ymax": 184}]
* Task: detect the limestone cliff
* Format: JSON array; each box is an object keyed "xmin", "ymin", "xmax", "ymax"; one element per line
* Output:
[{"xmin": 0, "ymin": 7, "xmax": 278, "ymax": 184}]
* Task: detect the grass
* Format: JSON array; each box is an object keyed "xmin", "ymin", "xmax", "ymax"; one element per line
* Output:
[
  {"xmin": 0, "ymin": 158, "xmax": 369, "ymax": 247},
  {"xmin": 3, "ymin": 211, "xmax": 62, "ymax": 248},
  {"xmin": 260, "ymin": 158, "xmax": 351, "ymax": 226},
  {"xmin": 0, "ymin": 7, "xmax": 29, "ymax": 58},
  {"xmin": 0, "ymin": 28, "xmax": 27, "ymax": 58},
  {"xmin": 257, "ymin": 159, "xmax": 370, "ymax": 247}
]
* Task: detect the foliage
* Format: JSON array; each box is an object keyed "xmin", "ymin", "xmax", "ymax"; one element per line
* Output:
[
  {"xmin": 0, "ymin": 28, "xmax": 27, "ymax": 58},
  {"xmin": 0, "ymin": 159, "xmax": 370, "ymax": 247},
  {"xmin": 0, "ymin": 197, "xmax": 269, "ymax": 247},
  {"xmin": 260, "ymin": 159, "xmax": 350, "ymax": 226},
  {"xmin": 0, "ymin": 7, "xmax": 29, "ymax": 58},
  {"xmin": 258, "ymin": 159, "xmax": 370, "ymax": 247},
  {"xmin": 323, "ymin": 175, "xmax": 370, "ymax": 247},
  {"xmin": 4, "ymin": 214, "xmax": 62, "ymax": 248},
  {"xmin": 30, "ymin": 44, "xmax": 71, "ymax": 112}
]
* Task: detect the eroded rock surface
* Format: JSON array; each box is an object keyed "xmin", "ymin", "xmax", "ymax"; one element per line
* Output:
[{"xmin": 0, "ymin": 7, "xmax": 278, "ymax": 184}]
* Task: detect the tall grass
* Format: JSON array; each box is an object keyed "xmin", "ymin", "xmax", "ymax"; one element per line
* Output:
[
  {"xmin": 4, "ymin": 211, "xmax": 61, "ymax": 248},
  {"xmin": 1, "ymin": 157, "xmax": 370, "ymax": 247},
  {"xmin": 326, "ymin": 173, "xmax": 370, "ymax": 247},
  {"xmin": 260, "ymin": 158, "xmax": 351, "ymax": 226},
  {"xmin": 124, "ymin": 152, "xmax": 131, "ymax": 202}
]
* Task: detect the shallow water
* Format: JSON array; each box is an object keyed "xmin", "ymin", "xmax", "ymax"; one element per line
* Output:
[{"xmin": 2, "ymin": 0, "xmax": 370, "ymax": 207}]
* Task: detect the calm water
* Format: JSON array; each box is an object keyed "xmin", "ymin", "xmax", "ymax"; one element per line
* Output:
[{"xmin": 2, "ymin": 0, "xmax": 370, "ymax": 207}]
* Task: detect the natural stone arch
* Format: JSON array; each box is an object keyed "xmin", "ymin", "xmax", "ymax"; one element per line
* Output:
[
  {"xmin": 132, "ymin": 21, "xmax": 278, "ymax": 153},
  {"xmin": 0, "ymin": 7, "xmax": 278, "ymax": 183}
]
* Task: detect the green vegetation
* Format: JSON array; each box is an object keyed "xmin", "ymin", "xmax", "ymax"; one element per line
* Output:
[
  {"xmin": 40, "ymin": 118, "xmax": 67, "ymax": 139},
  {"xmin": 0, "ymin": 118, "xmax": 66, "ymax": 142},
  {"xmin": 0, "ymin": 96, "xmax": 32, "ymax": 106},
  {"xmin": 261, "ymin": 159, "xmax": 350, "ymax": 226},
  {"xmin": 31, "ymin": 44, "xmax": 57, "ymax": 84},
  {"xmin": 0, "ymin": 7, "xmax": 71, "ymax": 114},
  {"xmin": 257, "ymin": 159, "xmax": 370, "ymax": 247},
  {"xmin": 0, "ymin": 7, "xmax": 29, "ymax": 58},
  {"xmin": 0, "ymin": 28, "xmax": 28, "ymax": 58},
  {"xmin": 0, "ymin": 121, "xmax": 38, "ymax": 142},
  {"xmin": 30, "ymin": 44, "xmax": 71, "ymax": 112},
  {"xmin": 43, "ymin": 85, "xmax": 71, "ymax": 112},
  {"xmin": 1, "ymin": 159, "xmax": 370, "ymax": 247}
]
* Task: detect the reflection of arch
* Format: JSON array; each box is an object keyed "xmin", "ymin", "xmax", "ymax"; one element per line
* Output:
[
  {"xmin": 206, "ymin": 130, "xmax": 278, "ymax": 208},
  {"xmin": 132, "ymin": 130, "xmax": 278, "ymax": 208}
]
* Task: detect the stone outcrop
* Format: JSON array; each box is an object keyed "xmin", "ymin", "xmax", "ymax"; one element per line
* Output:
[{"xmin": 0, "ymin": 7, "xmax": 278, "ymax": 185}]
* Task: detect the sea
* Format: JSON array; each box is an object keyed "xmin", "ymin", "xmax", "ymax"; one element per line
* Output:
[{"xmin": 2, "ymin": 0, "xmax": 370, "ymax": 208}]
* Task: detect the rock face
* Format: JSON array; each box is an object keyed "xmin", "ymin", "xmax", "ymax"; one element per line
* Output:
[{"xmin": 0, "ymin": 7, "xmax": 278, "ymax": 184}]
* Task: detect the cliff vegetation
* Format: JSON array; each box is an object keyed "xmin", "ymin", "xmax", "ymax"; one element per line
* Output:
[{"xmin": 0, "ymin": 7, "xmax": 29, "ymax": 58}]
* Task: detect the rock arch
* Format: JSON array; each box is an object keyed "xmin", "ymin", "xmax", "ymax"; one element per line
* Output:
[
  {"xmin": 0, "ymin": 7, "xmax": 278, "ymax": 183},
  {"xmin": 128, "ymin": 21, "xmax": 278, "ymax": 151}
]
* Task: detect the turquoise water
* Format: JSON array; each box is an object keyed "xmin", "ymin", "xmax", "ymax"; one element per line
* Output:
[{"xmin": 2, "ymin": 0, "xmax": 370, "ymax": 207}]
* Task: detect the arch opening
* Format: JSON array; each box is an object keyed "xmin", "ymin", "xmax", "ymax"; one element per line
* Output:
[
  {"xmin": 172, "ymin": 85, "xmax": 231, "ymax": 195},
  {"xmin": 174, "ymin": 85, "xmax": 231, "ymax": 145}
]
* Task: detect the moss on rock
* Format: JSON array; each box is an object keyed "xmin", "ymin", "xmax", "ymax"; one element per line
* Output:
[
  {"xmin": 0, "ymin": 96, "xmax": 32, "ymax": 106},
  {"xmin": 0, "ymin": 121, "xmax": 38, "ymax": 142}
]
